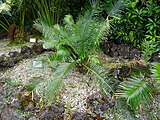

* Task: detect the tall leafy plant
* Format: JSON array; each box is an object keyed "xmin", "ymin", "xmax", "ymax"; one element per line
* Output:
[{"xmin": 40, "ymin": 3, "xmax": 107, "ymax": 66}]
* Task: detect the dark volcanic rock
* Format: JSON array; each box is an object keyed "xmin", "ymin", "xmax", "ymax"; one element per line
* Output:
[
  {"xmin": 0, "ymin": 54, "xmax": 6, "ymax": 63},
  {"xmin": 28, "ymin": 116, "xmax": 39, "ymax": 120},
  {"xmin": 10, "ymin": 99, "xmax": 21, "ymax": 109},
  {"xmin": 0, "ymin": 56, "xmax": 4, "ymax": 63},
  {"xmin": 2, "ymin": 57, "xmax": 21, "ymax": 67},
  {"xmin": 111, "ymin": 66, "xmax": 131, "ymax": 79},
  {"xmin": 3, "ymin": 58, "xmax": 16, "ymax": 67},
  {"xmin": 8, "ymin": 51, "xmax": 20, "ymax": 58},
  {"xmin": 8, "ymin": 51, "xmax": 23, "ymax": 63},
  {"xmin": 149, "ymin": 52, "xmax": 160, "ymax": 62},
  {"xmin": 0, "ymin": 55, "xmax": 6, "ymax": 69},
  {"xmin": 0, "ymin": 56, "xmax": 15, "ymax": 67},
  {"xmin": 40, "ymin": 104, "xmax": 65, "ymax": 120},
  {"xmin": 101, "ymin": 41, "xmax": 141, "ymax": 60},
  {"xmin": 40, "ymin": 110, "xmax": 54, "ymax": 120},
  {"xmin": 24, "ymin": 102, "xmax": 35, "ymax": 111},
  {"xmin": 1, "ymin": 107, "xmax": 22, "ymax": 120},
  {"xmin": 72, "ymin": 112, "xmax": 94, "ymax": 120},
  {"xmin": 0, "ymin": 43, "xmax": 46, "ymax": 70},
  {"xmin": 0, "ymin": 96, "xmax": 5, "ymax": 110},
  {"xmin": 129, "ymin": 48, "xmax": 141, "ymax": 59},
  {"xmin": 86, "ymin": 92, "xmax": 115, "ymax": 118},
  {"xmin": 50, "ymin": 104, "xmax": 65, "ymax": 114},
  {"xmin": 21, "ymin": 46, "xmax": 34, "ymax": 58},
  {"xmin": 32, "ymin": 43, "xmax": 45, "ymax": 54},
  {"xmin": 0, "ymin": 52, "xmax": 22, "ymax": 69}
]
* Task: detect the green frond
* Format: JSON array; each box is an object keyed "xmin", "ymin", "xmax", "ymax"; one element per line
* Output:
[
  {"xmin": 25, "ymin": 77, "xmax": 44, "ymax": 92},
  {"xmin": 64, "ymin": 14, "xmax": 74, "ymax": 25},
  {"xmin": 117, "ymin": 75, "xmax": 155, "ymax": 110},
  {"xmin": 94, "ymin": 22, "xmax": 107, "ymax": 44},
  {"xmin": 152, "ymin": 63, "xmax": 160, "ymax": 81},
  {"xmin": 141, "ymin": 40, "xmax": 157, "ymax": 62},
  {"xmin": 152, "ymin": 63, "xmax": 160, "ymax": 89},
  {"xmin": 103, "ymin": 0, "xmax": 127, "ymax": 30},
  {"xmin": 104, "ymin": 0, "xmax": 126, "ymax": 17},
  {"xmin": 33, "ymin": 19, "xmax": 44, "ymax": 33},
  {"xmin": 85, "ymin": 64, "xmax": 114, "ymax": 94},
  {"xmin": 45, "ymin": 62, "xmax": 75, "ymax": 104}
]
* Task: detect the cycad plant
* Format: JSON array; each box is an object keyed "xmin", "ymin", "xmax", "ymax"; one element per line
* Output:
[
  {"xmin": 40, "ymin": 2, "xmax": 107, "ymax": 66},
  {"xmin": 34, "ymin": 1, "xmax": 112, "ymax": 103}
]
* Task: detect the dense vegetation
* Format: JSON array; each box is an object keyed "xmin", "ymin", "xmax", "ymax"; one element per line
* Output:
[{"xmin": 0, "ymin": 0, "xmax": 160, "ymax": 119}]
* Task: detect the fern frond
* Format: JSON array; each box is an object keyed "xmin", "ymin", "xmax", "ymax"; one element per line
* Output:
[
  {"xmin": 152, "ymin": 63, "xmax": 160, "ymax": 80},
  {"xmin": 105, "ymin": 0, "xmax": 126, "ymax": 17},
  {"xmin": 33, "ymin": 19, "xmax": 44, "ymax": 33},
  {"xmin": 117, "ymin": 75, "xmax": 155, "ymax": 110},
  {"xmin": 152, "ymin": 63, "xmax": 160, "ymax": 89},
  {"xmin": 85, "ymin": 64, "xmax": 114, "ymax": 94},
  {"xmin": 94, "ymin": 22, "xmax": 107, "ymax": 44},
  {"xmin": 45, "ymin": 62, "xmax": 75, "ymax": 104},
  {"xmin": 104, "ymin": 0, "xmax": 126, "ymax": 30},
  {"xmin": 25, "ymin": 77, "xmax": 44, "ymax": 92}
]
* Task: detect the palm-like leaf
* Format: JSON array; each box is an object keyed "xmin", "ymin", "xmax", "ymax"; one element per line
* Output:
[
  {"xmin": 152, "ymin": 63, "xmax": 160, "ymax": 80},
  {"xmin": 116, "ymin": 74, "xmax": 155, "ymax": 110},
  {"xmin": 152, "ymin": 63, "xmax": 160, "ymax": 89},
  {"xmin": 103, "ymin": 0, "xmax": 126, "ymax": 29},
  {"xmin": 35, "ymin": 62, "xmax": 75, "ymax": 104},
  {"xmin": 46, "ymin": 62, "xmax": 75, "ymax": 103},
  {"xmin": 108, "ymin": 0, "xmax": 125, "ymax": 17},
  {"xmin": 86, "ymin": 64, "xmax": 115, "ymax": 94}
]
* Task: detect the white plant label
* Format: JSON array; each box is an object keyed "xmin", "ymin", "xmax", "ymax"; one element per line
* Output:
[
  {"xmin": 30, "ymin": 38, "xmax": 36, "ymax": 43},
  {"xmin": 32, "ymin": 60, "xmax": 43, "ymax": 68}
]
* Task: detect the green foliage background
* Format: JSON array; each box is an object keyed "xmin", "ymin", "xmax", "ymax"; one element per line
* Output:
[{"xmin": 108, "ymin": 0, "xmax": 160, "ymax": 48}]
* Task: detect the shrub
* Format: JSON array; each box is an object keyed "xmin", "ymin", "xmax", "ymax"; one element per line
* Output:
[{"xmin": 108, "ymin": 0, "xmax": 160, "ymax": 48}]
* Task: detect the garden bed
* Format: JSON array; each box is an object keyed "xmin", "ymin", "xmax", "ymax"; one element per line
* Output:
[{"xmin": 0, "ymin": 39, "xmax": 159, "ymax": 120}]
